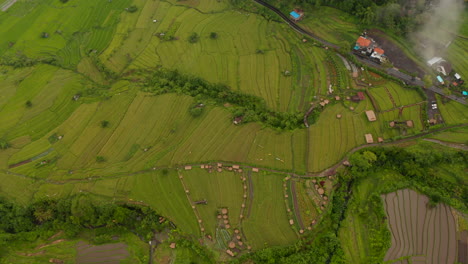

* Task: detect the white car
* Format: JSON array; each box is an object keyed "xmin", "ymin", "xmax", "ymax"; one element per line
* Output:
[{"xmin": 431, "ymin": 104, "xmax": 438, "ymax": 110}]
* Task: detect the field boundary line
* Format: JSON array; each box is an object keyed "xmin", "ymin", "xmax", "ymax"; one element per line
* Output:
[{"xmin": 3, "ymin": 124, "xmax": 467, "ymax": 185}]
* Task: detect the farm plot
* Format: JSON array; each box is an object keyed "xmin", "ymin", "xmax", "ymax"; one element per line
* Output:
[
  {"xmin": 76, "ymin": 241, "xmax": 130, "ymax": 264},
  {"xmin": 447, "ymin": 38, "xmax": 468, "ymax": 79},
  {"xmin": 436, "ymin": 96, "xmax": 468, "ymax": 125},
  {"xmin": 181, "ymin": 169, "xmax": 245, "ymax": 237},
  {"xmin": 428, "ymin": 127, "xmax": 468, "ymax": 144},
  {"xmin": 385, "ymin": 82, "xmax": 424, "ymax": 107},
  {"xmin": 300, "ymin": 6, "xmax": 361, "ymax": 46},
  {"xmin": 382, "ymin": 189, "xmax": 457, "ymax": 264},
  {"xmin": 242, "ymin": 173, "xmax": 297, "ymax": 249},
  {"xmin": 294, "ymin": 179, "xmax": 322, "ymax": 229},
  {"xmin": 130, "ymin": 171, "xmax": 199, "ymax": 236},
  {"xmin": 369, "ymin": 87, "xmax": 395, "ymax": 111}
]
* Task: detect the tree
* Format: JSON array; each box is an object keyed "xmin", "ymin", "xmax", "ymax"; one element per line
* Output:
[
  {"xmin": 189, "ymin": 107, "xmax": 203, "ymax": 117},
  {"xmin": 71, "ymin": 196, "xmax": 96, "ymax": 227},
  {"xmin": 349, "ymin": 150, "xmax": 377, "ymax": 173},
  {"xmin": 33, "ymin": 208, "xmax": 54, "ymax": 223},
  {"xmin": 209, "ymin": 32, "xmax": 218, "ymax": 39},
  {"xmin": 25, "ymin": 100, "xmax": 32, "ymax": 108},
  {"xmin": 100, "ymin": 120, "xmax": 109, "ymax": 128},
  {"xmin": 188, "ymin": 32, "xmax": 199, "ymax": 43},
  {"xmin": 423, "ymin": 75, "xmax": 432, "ymax": 88},
  {"xmin": 126, "ymin": 5, "xmax": 138, "ymax": 13}
]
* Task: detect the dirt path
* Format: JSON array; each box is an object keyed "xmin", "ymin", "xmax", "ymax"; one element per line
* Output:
[
  {"xmin": 1, "ymin": 0, "xmax": 17, "ymax": 11},
  {"xmin": 290, "ymin": 181, "xmax": 304, "ymax": 230},
  {"xmin": 3, "ymin": 124, "xmax": 467, "ymax": 185},
  {"xmin": 176, "ymin": 171, "xmax": 205, "ymax": 235},
  {"xmin": 8, "ymin": 148, "xmax": 54, "ymax": 168},
  {"xmin": 384, "ymin": 87, "xmax": 397, "ymax": 108},
  {"xmin": 380, "ymin": 101, "xmax": 426, "ymax": 113},
  {"xmin": 365, "ymin": 89, "xmax": 380, "ymax": 112},
  {"xmin": 246, "ymin": 171, "xmax": 254, "ymax": 218},
  {"xmin": 423, "ymin": 139, "xmax": 468, "ymax": 151}
]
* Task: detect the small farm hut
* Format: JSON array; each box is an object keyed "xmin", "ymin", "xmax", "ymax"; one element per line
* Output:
[{"xmin": 365, "ymin": 110, "xmax": 377, "ymax": 122}]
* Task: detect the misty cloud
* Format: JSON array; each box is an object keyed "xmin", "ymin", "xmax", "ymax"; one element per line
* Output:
[{"xmin": 412, "ymin": 0, "xmax": 465, "ymax": 59}]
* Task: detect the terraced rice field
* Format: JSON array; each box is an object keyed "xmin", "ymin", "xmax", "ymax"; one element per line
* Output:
[
  {"xmin": 382, "ymin": 189, "xmax": 457, "ymax": 264},
  {"xmin": 242, "ymin": 173, "xmax": 297, "ymax": 249},
  {"xmin": 181, "ymin": 169, "xmax": 245, "ymax": 237},
  {"xmin": 436, "ymin": 95, "xmax": 468, "ymax": 125}
]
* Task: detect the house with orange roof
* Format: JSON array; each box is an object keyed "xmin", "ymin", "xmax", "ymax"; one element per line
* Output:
[
  {"xmin": 355, "ymin": 36, "xmax": 371, "ymax": 49},
  {"xmin": 371, "ymin": 47, "xmax": 385, "ymax": 62}
]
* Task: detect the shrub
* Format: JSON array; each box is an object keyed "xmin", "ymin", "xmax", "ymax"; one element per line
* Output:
[
  {"xmin": 188, "ymin": 32, "xmax": 199, "ymax": 43},
  {"xmin": 25, "ymin": 100, "xmax": 32, "ymax": 108},
  {"xmin": 100, "ymin": 120, "xmax": 109, "ymax": 128},
  {"xmin": 210, "ymin": 32, "xmax": 218, "ymax": 39},
  {"xmin": 189, "ymin": 106, "xmax": 203, "ymax": 117},
  {"xmin": 0, "ymin": 139, "xmax": 10, "ymax": 150},
  {"xmin": 126, "ymin": 5, "xmax": 138, "ymax": 13},
  {"xmin": 96, "ymin": 156, "xmax": 106, "ymax": 163}
]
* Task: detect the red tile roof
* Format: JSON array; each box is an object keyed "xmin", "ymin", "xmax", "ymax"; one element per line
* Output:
[
  {"xmin": 356, "ymin": 36, "xmax": 371, "ymax": 47},
  {"xmin": 357, "ymin": 92, "xmax": 365, "ymax": 100},
  {"xmin": 374, "ymin": 47, "xmax": 384, "ymax": 54}
]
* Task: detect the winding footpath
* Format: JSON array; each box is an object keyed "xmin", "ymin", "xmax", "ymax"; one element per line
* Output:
[
  {"xmin": 2, "ymin": 124, "xmax": 467, "ymax": 185},
  {"xmin": 252, "ymin": 0, "xmax": 467, "ymax": 105}
]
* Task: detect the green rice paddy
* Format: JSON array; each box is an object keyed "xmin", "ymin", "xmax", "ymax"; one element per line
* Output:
[{"xmin": 0, "ymin": 0, "xmax": 466, "ymax": 261}]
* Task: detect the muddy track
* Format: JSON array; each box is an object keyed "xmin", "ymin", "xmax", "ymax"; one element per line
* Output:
[
  {"xmin": 423, "ymin": 139, "xmax": 468, "ymax": 151},
  {"xmin": 290, "ymin": 180, "xmax": 304, "ymax": 230},
  {"xmin": 246, "ymin": 171, "xmax": 254, "ymax": 218}
]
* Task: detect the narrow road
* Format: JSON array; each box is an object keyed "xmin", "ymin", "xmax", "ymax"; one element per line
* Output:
[{"xmin": 251, "ymin": 0, "xmax": 467, "ymax": 106}]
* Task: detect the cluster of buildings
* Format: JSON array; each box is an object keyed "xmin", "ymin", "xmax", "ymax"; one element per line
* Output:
[
  {"xmin": 289, "ymin": 9, "xmax": 304, "ymax": 22},
  {"xmin": 354, "ymin": 35, "xmax": 386, "ymax": 63},
  {"xmin": 427, "ymin": 57, "xmax": 464, "ymax": 87}
]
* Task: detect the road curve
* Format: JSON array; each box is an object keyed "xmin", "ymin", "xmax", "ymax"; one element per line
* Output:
[{"xmin": 251, "ymin": 0, "xmax": 467, "ymax": 105}]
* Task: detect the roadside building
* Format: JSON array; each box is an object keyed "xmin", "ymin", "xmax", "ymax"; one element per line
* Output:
[
  {"xmin": 351, "ymin": 91, "xmax": 365, "ymax": 102},
  {"xmin": 290, "ymin": 9, "xmax": 304, "ymax": 21},
  {"xmin": 437, "ymin": 75, "xmax": 444, "ymax": 84},
  {"xmin": 355, "ymin": 36, "xmax": 371, "ymax": 49},
  {"xmin": 370, "ymin": 47, "xmax": 385, "ymax": 62},
  {"xmin": 427, "ymin": 57, "xmax": 452, "ymax": 76}
]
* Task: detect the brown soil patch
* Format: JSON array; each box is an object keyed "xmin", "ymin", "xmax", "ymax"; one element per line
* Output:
[
  {"xmin": 368, "ymin": 29, "xmax": 425, "ymax": 78},
  {"xmin": 383, "ymin": 189, "xmax": 457, "ymax": 263},
  {"xmin": 17, "ymin": 250, "xmax": 45, "ymax": 257},
  {"xmin": 76, "ymin": 242, "xmax": 129, "ymax": 264},
  {"xmin": 36, "ymin": 239, "xmax": 66, "ymax": 250},
  {"xmin": 459, "ymin": 231, "xmax": 468, "ymax": 264}
]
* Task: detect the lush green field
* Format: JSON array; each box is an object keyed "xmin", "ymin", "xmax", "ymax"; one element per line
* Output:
[
  {"xmin": 428, "ymin": 127, "xmax": 468, "ymax": 144},
  {"xmin": 0, "ymin": 0, "xmax": 467, "ymax": 262},
  {"xmin": 242, "ymin": 173, "xmax": 297, "ymax": 249},
  {"xmin": 436, "ymin": 95, "xmax": 468, "ymax": 125}
]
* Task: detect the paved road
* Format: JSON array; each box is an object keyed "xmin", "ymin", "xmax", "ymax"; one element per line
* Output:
[{"xmin": 252, "ymin": 0, "xmax": 467, "ymax": 106}]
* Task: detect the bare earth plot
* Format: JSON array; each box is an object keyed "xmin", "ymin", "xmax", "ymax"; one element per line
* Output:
[
  {"xmin": 382, "ymin": 189, "xmax": 457, "ymax": 264},
  {"xmin": 76, "ymin": 242, "xmax": 130, "ymax": 264}
]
